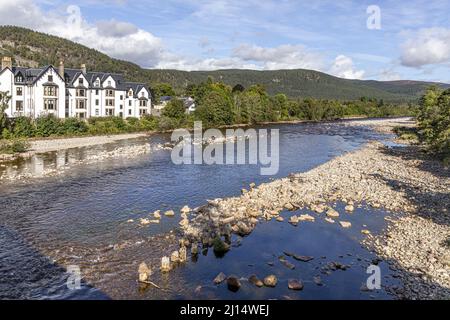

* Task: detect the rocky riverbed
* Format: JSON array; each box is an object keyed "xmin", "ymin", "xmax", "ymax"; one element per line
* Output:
[{"xmin": 153, "ymin": 120, "xmax": 449, "ymax": 300}]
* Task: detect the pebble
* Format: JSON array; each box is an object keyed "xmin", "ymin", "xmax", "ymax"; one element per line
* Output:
[
  {"xmin": 213, "ymin": 272, "xmax": 226, "ymax": 284},
  {"xmin": 288, "ymin": 279, "xmax": 304, "ymax": 290},
  {"xmin": 248, "ymin": 275, "xmax": 264, "ymax": 287},
  {"xmin": 227, "ymin": 276, "xmax": 241, "ymax": 292},
  {"xmin": 339, "ymin": 221, "xmax": 352, "ymax": 228},
  {"xmin": 263, "ymin": 275, "xmax": 278, "ymax": 287}
]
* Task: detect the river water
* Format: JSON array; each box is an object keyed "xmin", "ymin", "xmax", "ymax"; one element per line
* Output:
[{"xmin": 0, "ymin": 120, "xmax": 402, "ymax": 299}]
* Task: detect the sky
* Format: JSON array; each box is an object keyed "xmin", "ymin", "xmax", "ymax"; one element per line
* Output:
[{"xmin": 0, "ymin": 0, "xmax": 449, "ymax": 83}]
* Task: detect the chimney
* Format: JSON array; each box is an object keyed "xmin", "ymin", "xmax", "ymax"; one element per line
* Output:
[
  {"xmin": 80, "ymin": 63, "xmax": 86, "ymax": 74},
  {"xmin": 1, "ymin": 56, "xmax": 12, "ymax": 70},
  {"xmin": 58, "ymin": 60, "xmax": 65, "ymax": 79}
]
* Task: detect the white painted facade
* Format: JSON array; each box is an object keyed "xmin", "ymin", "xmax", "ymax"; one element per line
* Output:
[{"xmin": 0, "ymin": 60, "xmax": 152, "ymax": 119}]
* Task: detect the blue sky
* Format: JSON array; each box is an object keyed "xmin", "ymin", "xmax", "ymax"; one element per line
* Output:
[{"xmin": 1, "ymin": 0, "xmax": 450, "ymax": 82}]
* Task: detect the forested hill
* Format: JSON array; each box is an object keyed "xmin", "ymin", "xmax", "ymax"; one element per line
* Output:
[{"xmin": 1, "ymin": 26, "xmax": 448, "ymax": 102}]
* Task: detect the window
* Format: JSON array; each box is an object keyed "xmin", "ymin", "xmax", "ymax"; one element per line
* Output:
[
  {"xmin": 139, "ymin": 100, "xmax": 147, "ymax": 107},
  {"xmin": 76, "ymin": 100, "xmax": 86, "ymax": 109},
  {"xmin": 107, "ymin": 80, "xmax": 112, "ymax": 87},
  {"xmin": 44, "ymin": 86, "xmax": 57, "ymax": 96},
  {"xmin": 106, "ymin": 109, "xmax": 114, "ymax": 116},
  {"xmin": 44, "ymin": 99, "xmax": 56, "ymax": 110},
  {"xmin": 139, "ymin": 109, "xmax": 147, "ymax": 115},
  {"xmin": 95, "ymin": 99, "xmax": 99, "ymax": 106},
  {"xmin": 15, "ymin": 75, "xmax": 23, "ymax": 82},
  {"xmin": 106, "ymin": 89, "xmax": 114, "ymax": 97},
  {"xmin": 48, "ymin": 75, "xmax": 53, "ymax": 82},
  {"xmin": 120, "ymin": 95, "xmax": 124, "ymax": 100},
  {"xmin": 95, "ymin": 79, "xmax": 100, "ymax": 87},
  {"xmin": 79, "ymin": 78, "xmax": 84, "ymax": 85},
  {"xmin": 128, "ymin": 109, "xmax": 132, "ymax": 116},
  {"xmin": 16, "ymin": 101, "xmax": 23, "ymax": 111},
  {"xmin": 16, "ymin": 87, "xmax": 23, "ymax": 96},
  {"xmin": 95, "ymin": 89, "xmax": 99, "ymax": 95},
  {"xmin": 76, "ymin": 89, "xmax": 86, "ymax": 97},
  {"xmin": 95, "ymin": 109, "xmax": 99, "ymax": 116},
  {"xmin": 105, "ymin": 99, "xmax": 114, "ymax": 107},
  {"xmin": 128, "ymin": 90, "xmax": 133, "ymax": 97},
  {"xmin": 120, "ymin": 104, "xmax": 123, "ymax": 110},
  {"xmin": 128, "ymin": 100, "xmax": 132, "ymax": 107}
]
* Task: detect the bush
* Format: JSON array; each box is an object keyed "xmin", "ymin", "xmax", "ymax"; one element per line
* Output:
[
  {"xmin": 0, "ymin": 139, "xmax": 30, "ymax": 154},
  {"xmin": 35, "ymin": 114, "xmax": 61, "ymax": 137},
  {"xmin": 12, "ymin": 116, "xmax": 35, "ymax": 137},
  {"xmin": 60, "ymin": 118, "xmax": 88, "ymax": 135}
]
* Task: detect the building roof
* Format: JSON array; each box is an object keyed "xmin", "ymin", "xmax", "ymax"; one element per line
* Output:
[{"xmin": 9, "ymin": 65, "xmax": 151, "ymax": 98}]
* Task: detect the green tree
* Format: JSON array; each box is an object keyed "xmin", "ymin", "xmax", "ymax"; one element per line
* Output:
[
  {"xmin": 151, "ymin": 83, "xmax": 176, "ymax": 101},
  {"xmin": 0, "ymin": 91, "xmax": 11, "ymax": 134},
  {"xmin": 162, "ymin": 99, "xmax": 186, "ymax": 120},
  {"xmin": 194, "ymin": 91, "xmax": 234, "ymax": 127}
]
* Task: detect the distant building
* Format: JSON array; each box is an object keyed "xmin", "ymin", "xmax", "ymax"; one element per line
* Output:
[
  {"xmin": 151, "ymin": 95, "xmax": 172, "ymax": 116},
  {"xmin": 180, "ymin": 97, "xmax": 196, "ymax": 114},
  {"xmin": 0, "ymin": 57, "xmax": 152, "ymax": 119}
]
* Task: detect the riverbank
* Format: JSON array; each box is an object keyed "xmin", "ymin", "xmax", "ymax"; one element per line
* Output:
[
  {"xmin": 166, "ymin": 118, "xmax": 449, "ymax": 300},
  {"xmin": 0, "ymin": 132, "xmax": 150, "ymax": 162}
]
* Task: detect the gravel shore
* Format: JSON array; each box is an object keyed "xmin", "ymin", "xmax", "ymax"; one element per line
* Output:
[{"xmin": 167, "ymin": 118, "xmax": 450, "ymax": 299}]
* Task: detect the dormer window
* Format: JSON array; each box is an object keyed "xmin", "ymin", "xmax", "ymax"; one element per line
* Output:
[
  {"xmin": 95, "ymin": 79, "xmax": 100, "ymax": 87},
  {"xmin": 15, "ymin": 75, "xmax": 23, "ymax": 82},
  {"xmin": 128, "ymin": 90, "xmax": 133, "ymax": 97},
  {"xmin": 107, "ymin": 80, "xmax": 112, "ymax": 87},
  {"xmin": 48, "ymin": 75, "xmax": 53, "ymax": 82},
  {"xmin": 79, "ymin": 78, "xmax": 84, "ymax": 85}
]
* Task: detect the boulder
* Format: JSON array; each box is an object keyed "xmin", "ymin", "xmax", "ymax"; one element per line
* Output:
[
  {"xmin": 138, "ymin": 262, "xmax": 151, "ymax": 282},
  {"xmin": 345, "ymin": 204, "xmax": 355, "ymax": 212},
  {"xmin": 288, "ymin": 279, "xmax": 304, "ymax": 290},
  {"xmin": 213, "ymin": 272, "xmax": 227, "ymax": 284},
  {"xmin": 326, "ymin": 208, "xmax": 340, "ymax": 218},
  {"xmin": 248, "ymin": 275, "xmax": 264, "ymax": 287},
  {"xmin": 263, "ymin": 275, "xmax": 278, "ymax": 287},
  {"xmin": 164, "ymin": 210, "xmax": 175, "ymax": 217},
  {"xmin": 227, "ymin": 276, "xmax": 241, "ymax": 292},
  {"xmin": 160, "ymin": 256, "xmax": 171, "ymax": 273},
  {"xmin": 339, "ymin": 221, "xmax": 352, "ymax": 228}
]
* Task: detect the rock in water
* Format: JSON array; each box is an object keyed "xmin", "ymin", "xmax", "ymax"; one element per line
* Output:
[
  {"xmin": 227, "ymin": 276, "xmax": 241, "ymax": 292},
  {"xmin": 263, "ymin": 275, "xmax": 278, "ymax": 287},
  {"xmin": 153, "ymin": 210, "xmax": 161, "ymax": 219},
  {"xmin": 164, "ymin": 210, "xmax": 175, "ymax": 217},
  {"xmin": 213, "ymin": 272, "xmax": 227, "ymax": 284},
  {"xmin": 289, "ymin": 215, "xmax": 299, "ymax": 226},
  {"xmin": 179, "ymin": 246, "xmax": 187, "ymax": 263},
  {"xmin": 248, "ymin": 275, "xmax": 264, "ymax": 287},
  {"xmin": 313, "ymin": 276, "xmax": 323, "ymax": 286},
  {"xmin": 279, "ymin": 257, "xmax": 295, "ymax": 269},
  {"xmin": 160, "ymin": 256, "xmax": 171, "ymax": 273},
  {"xmin": 276, "ymin": 216, "xmax": 284, "ymax": 222},
  {"xmin": 288, "ymin": 279, "xmax": 304, "ymax": 290},
  {"xmin": 213, "ymin": 237, "xmax": 230, "ymax": 256},
  {"xmin": 325, "ymin": 217, "xmax": 335, "ymax": 223},
  {"xmin": 299, "ymin": 214, "xmax": 315, "ymax": 222},
  {"xmin": 345, "ymin": 204, "xmax": 355, "ymax": 212},
  {"xmin": 292, "ymin": 255, "xmax": 314, "ymax": 262},
  {"xmin": 170, "ymin": 250, "xmax": 179, "ymax": 263},
  {"xmin": 361, "ymin": 229, "xmax": 371, "ymax": 235},
  {"xmin": 140, "ymin": 218, "xmax": 151, "ymax": 226},
  {"xmin": 326, "ymin": 208, "xmax": 340, "ymax": 218},
  {"xmin": 138, "ymin": 262, "xmax": 151, "ymax": 282},
  {"xmin": 339, "ymin": 221, "xmax": 352, "ymax": 228},
  {"xmin": 180, "ymin": 205, "xmax": 191, "ymax": 214}
]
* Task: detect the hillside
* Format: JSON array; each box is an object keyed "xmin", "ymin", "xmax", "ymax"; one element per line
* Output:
[{"xmin": 1, "ymin": 26, "xmax": 448, "ymax": 102}]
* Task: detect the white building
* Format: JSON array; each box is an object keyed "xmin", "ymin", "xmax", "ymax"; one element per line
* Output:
[{"xmin": 0, "ymin": 57, "xmax": 152, "ymax": 119}]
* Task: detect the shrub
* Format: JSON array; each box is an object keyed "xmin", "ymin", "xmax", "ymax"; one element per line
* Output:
[
  {"xmin": 35, "ymin": 114, "xmax": 61, "ymax": 137},
  {"xmin": 12, "ymin": 116, "xmax": 35, "ymax": 137},
  {"xmin": 60, "ymin": 118, "xmax": 88, "ymax": 135},
  {"xmin": 0, "ymin": 139, "xmax": 30, "ymax": 154}
]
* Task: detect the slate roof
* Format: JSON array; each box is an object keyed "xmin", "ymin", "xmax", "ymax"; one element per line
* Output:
[{"xmin": 8, "ymin": 65, "xmax": 151, "ymax": 99}]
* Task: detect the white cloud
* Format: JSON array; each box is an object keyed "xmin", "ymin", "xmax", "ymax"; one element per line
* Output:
[
  {"xmin": 232, "ymin": 44, "xmax": 325, "ymax": 70},
  {"xmin": 329, "ymin": 55, "xmax": 365, "ymax": 80},
  {"xmin": 400, "ymin": 28, "xmax": 450, "ymax": 67},
  {"xmin": 0, "ymin": 0, "xmax": 165, "ymax": 68}
]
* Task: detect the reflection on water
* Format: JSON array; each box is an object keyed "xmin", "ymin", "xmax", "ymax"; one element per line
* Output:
[{"xmin": 0, "ymin": 121, "xmax": 398, "ymax": 299}]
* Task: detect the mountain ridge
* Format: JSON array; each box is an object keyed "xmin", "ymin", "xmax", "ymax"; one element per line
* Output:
[{"xmin": 1, "ymin": 26, "xmax": 448, "ymax": 102}]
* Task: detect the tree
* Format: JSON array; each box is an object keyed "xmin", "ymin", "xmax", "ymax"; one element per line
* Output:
[
  {"xmin": 162, "ymin": 99, "xmax": 186, "ymax": 120},
  {"xmin": 151, "ymin": 83, "xmax": 176, "ymax": 101},
  {"xmin": 194, "ymin": 91, "xmax": 234, "ymax": 127},
  {"xmin": 0, "ymin": 91, "xmax": 11, "ymax": 135},
  {"xmin": 232, "ymin": 84, "xmax": 245, "ymax": 93}
]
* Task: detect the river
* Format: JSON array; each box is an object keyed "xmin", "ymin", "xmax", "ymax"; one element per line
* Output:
[{"xmin": 0, "ymin": 120, "xmax": 402, "ymax": 299}]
